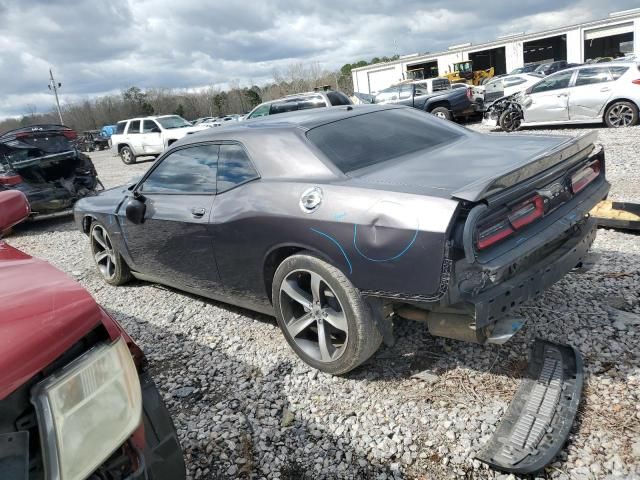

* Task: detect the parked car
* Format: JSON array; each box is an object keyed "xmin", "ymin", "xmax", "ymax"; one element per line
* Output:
[
  {"xmin": 374, "ymin": 78, "xmax": 476, "ymax": 120},
  {"xmin": 110, "ymin": 115, "xmax": 208, "ymax": 165},
  {"xmin": 508, "ymin": 64, "xmax": 539, "ymax": 75},
  {"xmin": 75, "ymin": 105, "xmax": 609, "ymax": 375},
  {"xmin": 533, "ymin": 60, "xmax": 580, "ymax": 76},
  {"xmin": 0, "ymin": 124, "xmax": 101, "ymax": 217},
  {"xmin": 100, "ymin": 124, "xmax": 117, "ymax": 138},
  {"xmin": 200, "ymin": 115, "xmax": 243, "ymax": 128},
  {"xmin": 77, "ymin": 130, "xmax": 110, "ymax": 152},
  {"xmin": 0, "ymin": 190, "xmax": 185, "ymax": 480},
  {"xmin": 245, "ymin": 90, "xmax": 352, "ymax": 120},
  {"xmin": 481, "ymin": 73, "xmax": 544, "ymax": 107},
  {"xmin": 484, "ymin": 62, "xmax": 640, "ymax": 130}
]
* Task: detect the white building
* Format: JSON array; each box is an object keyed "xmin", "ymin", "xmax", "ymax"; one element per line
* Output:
[{"xmin": 352, "ymin": 8, "xmax": 640, "ymax": 94}]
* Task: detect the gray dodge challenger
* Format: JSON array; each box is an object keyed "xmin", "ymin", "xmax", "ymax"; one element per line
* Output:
[{"xmin": 74, "ymin": 105, "xmax": 609, "ymax": 374}]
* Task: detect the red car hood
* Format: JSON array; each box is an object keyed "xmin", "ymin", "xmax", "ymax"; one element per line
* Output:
[{"xmin": 0, "ymin": 241, "xmax": 103, "ymax": 399}]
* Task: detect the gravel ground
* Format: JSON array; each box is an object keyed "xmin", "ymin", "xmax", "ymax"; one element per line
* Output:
[{"xmin": 6, "ymin": 124, "xmax": 640, "ymax": 480}]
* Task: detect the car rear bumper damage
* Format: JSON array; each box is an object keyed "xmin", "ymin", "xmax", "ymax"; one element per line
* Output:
[{"xmin": 477, "ymin": 339, "xmax": 583, "ymax": 474}]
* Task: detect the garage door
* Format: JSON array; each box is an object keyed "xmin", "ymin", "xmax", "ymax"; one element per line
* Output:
[
  {"xmin": 367, "ymin": 68, "xmax": 396, "ymax": 94},
  {"xmin": 584, "ymin": 22, "xmax": 633, "ymax": 41}
]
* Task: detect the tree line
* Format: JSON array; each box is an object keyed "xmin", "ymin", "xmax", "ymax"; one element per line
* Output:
[{"xmin": 0, "ymin": 62, "xmax": 358, "ymax": 134}]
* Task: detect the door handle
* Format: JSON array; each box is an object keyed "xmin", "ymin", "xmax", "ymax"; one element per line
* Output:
[
  {"xmin": 556, "ymin": 94, "xmax": 568, "ymax": 97},
  {"xmin": 191, "ymin": 207, "xmax": 206, "ymax": 218},
  {"xmin": 600, "ymin": 87, "xmax": 611, "ymax": 92}
]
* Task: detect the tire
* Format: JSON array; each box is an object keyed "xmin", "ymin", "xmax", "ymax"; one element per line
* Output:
[
  {"xmin": 499, "ymin": 109, "xmax": 523, "ymax": 132},
  {"xmin": 120, "ymin": 146, "xmax": 136, "ymax": 165},
  {"xmin": 272, "ymin": 253, "xmax": 383, "ymax": 375},
  {"xmin": 604, "ymin": 101, "xmax": 638, "ymax": 128},
  {"xmin": 430, "ymin": 106, "xmax": 452, "ymax": 121},
  {"xmin": 89, "ymin": 221, "xmax": 132, "ymax": 286}
]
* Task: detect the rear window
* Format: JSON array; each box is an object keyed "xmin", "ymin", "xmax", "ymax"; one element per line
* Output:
[
  {"xmin": 432, "ymin": 78, "xmax": 450, "ymax": 92},
  {"xmin": 609, "ymin": 66, "xmax": 629, "ymax": 80},
  {"xmin": 306, "ymin": 108, "xmax": 463, "ymax": 173}
]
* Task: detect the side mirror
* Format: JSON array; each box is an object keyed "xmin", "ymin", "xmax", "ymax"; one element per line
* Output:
[
  {"xmin": 0, "ymin": 190, "xmax": 30, "ymax": 234},
  {"xmin": 151, "ymin": 127, "xmax": 161, "ymax": 133},
  {"xmin": 125, "ymin": 196, "xmax": 146, "ymax": 224}
]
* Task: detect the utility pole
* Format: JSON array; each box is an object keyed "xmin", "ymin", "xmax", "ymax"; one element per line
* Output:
[{"xmin": 48, "ymin": 68, "xmax": 64, "ymax": 124}]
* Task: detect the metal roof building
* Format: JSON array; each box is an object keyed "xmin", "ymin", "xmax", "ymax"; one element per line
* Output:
[{"xmin": 352, "ymin": 8, "xmax": 640, "ymax": 94}]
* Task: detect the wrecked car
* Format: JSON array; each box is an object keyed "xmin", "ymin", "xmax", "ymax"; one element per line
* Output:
[
  {"xmin": 77, "ymin": 130, "xmax": 110, "ymax": 152},
  {"xmin": 0, "ymin": 125, "xmax": 101, "ymax": 217},
  {"xmin": 484, "ymin": 62, "xmax": 640, "ymax": 131},
  {"xmin": 74, "ymin": 104, "xmax": 609, "ymax": 377},
  {"xmin": 0, "ymin": 190, "xmax": 186, "ymax": 479}
]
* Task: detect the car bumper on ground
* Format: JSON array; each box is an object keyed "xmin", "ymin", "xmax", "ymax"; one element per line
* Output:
[{"xmin": 135, "ymin": 372, "xmax": 186, "ymax": 480}]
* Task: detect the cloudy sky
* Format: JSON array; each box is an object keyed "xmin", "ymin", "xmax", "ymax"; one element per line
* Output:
[{"xmin": 0, "ymin": 0, "xmax": 637, "ymax": 118}]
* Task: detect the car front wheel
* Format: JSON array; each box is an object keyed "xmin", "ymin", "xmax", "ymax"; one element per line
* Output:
[
  {"xmin": 604, "ymin": 101, "xmax": 638, "ymax": 128},
  {"xmin": 272, "ymin": 254, "xmax": 382, "ymax": 375},
  {"xmin": 90, "ymin": 221, "xmax": 132, "ymax": 286},
  {"xmin": 120, "ymin": 146, "xmax": 136, "ymax": 165}
]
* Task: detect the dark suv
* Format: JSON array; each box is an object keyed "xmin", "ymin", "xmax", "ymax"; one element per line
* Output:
[
  {"xmin": 0, "ymin": 125, "xmax": 100, "ymax": 217},
  {"xmin": 245, "ymin": 90, "xmax": 353, "ymax": 119}
]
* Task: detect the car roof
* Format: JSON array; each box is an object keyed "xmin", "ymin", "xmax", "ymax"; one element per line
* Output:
[{"xmin": 183, "ymin": 104, "xmax": 401, "ymax": 139}]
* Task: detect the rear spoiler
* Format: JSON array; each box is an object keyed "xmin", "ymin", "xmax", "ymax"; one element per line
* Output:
[{"xmin": 452, "ymin": 131, "xmax": 598, "ymax": 203}]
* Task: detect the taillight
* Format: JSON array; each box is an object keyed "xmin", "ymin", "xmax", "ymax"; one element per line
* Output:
[
  {"xmin": 508, "ymin": 195, "xmax": 544, "ymax": 229},
  {"xmin": 632, "ymin": 79, "xmax": 640, "ymax": 85},
  {"xmin": 477, "ymin": 194, "xmax": 545, "ymax": 250},
  {"xmin": 571, "ymin": 160, "xmax": 600, "ymax": 194},
  {"xmin": 466, "ymin": 87, "xmax": 473, "ymax": 100},
  {"xmin": 477, "ymin": 219, "xmax": 514, "ymax": 250},
  {"xmin": 62, "ymin": 129, "xmax": 77, "ymax": 140},
  {"xmin": 0, "ymin": 174, "xmax": 23, "ymax": 185}
]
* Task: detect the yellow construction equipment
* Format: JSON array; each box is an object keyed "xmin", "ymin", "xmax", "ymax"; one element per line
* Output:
[{"xmin": 444, "ymin": 61, "xmax": 495, "ymax": 86}]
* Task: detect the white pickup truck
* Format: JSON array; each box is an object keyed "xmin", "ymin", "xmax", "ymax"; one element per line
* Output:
[{"xmin": 110, "ymin": 115, "xmax": 208, "ymax": 164}]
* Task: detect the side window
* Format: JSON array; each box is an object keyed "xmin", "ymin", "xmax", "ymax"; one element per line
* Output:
[
  {"xmin": 375, "ymin": 88, "xmax": 399, "ymax": 103},
  {"xmin": 530, "ymin": 70, "xmax": 573, "ymax": 94},
  {"xmin": 326, "ymin": 91, "xmax": 351, "ymax": 106},
  {"xmin": 248, "ymin": 104, "xmax": 271, "ymax": 119},
  {"xmin": 398, "ymin": 85, "xmax": 413, "ymax": 100},
  {"xmin": 115, "ymin": 122, "xmax": 126, "ymax": 134},
  {"xmin": 575, "ymin": 67, "xmax": 612, "ymax": 86},
  {"xmin": 609, "ymin": 66, "xmax": 629, "ymax": 80},
  {"xmin": 414, "ymin": 84, "xmax": 429, "ymax": 96},
  {"xmin": 217, "ymin": 144, "xmax": 259, "ymax": 192},
  {"xmin": 142, "ymin": 144, "xmax": 219, "ymax": 193},
  {"xmin": 127, "ymin": 120, "xmax": 141, "ymax": 134},
  {"xmin": 142, "ymin": 120, "xmax": 159, "ymax": 133}
]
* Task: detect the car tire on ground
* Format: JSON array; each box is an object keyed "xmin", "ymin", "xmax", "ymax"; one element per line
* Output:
[
  {"xmin": 120, "ymin": 146, "xmax": 136, "ymax": 165},
  {"xmin": 604, "ymin": 101, "xmax": 638, "ymax": 128},
  {"xmin": 499, "ymin": 109, "xmax": 523, "ymax": 132},
  {"xmin": 430, "ymin": 106, "xmax": 452, "ymax": 121},
  {"xmin": 272, "ymin": 253, "xmax": 383, "ymax": 375},
  {"xmin": 89, "ymin": 221, "xmax": 132, "ymax": 286}
]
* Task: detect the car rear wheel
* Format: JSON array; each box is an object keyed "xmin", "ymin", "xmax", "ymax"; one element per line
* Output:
[
  {"xmin": 120, "ymin": 146, "xmax": 136, "ymax": 165},
  {"xmin": 430, "ymin": 106, "xmax": 452, "ymax": 121},
  {"xmin": 604, "ymin": 101, "xmax": 638, "ymax": 128},
  {"xmin": 90, "ymin": 222, "xmax": 132, "ymax": 286},
  {"xmin": 272, "ymin": 254, "xmax": 382, "ymax": 375}
]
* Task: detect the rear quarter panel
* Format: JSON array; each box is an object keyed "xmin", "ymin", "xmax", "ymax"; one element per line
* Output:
[{"xmin": 211, "ymin": 181, "xmax": 459, "ymax": 303}]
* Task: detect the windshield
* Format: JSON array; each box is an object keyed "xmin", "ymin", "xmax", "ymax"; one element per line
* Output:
[
  {"xmin": 306, "ymin": 108, "xmax": 463, "ymax": 174},
  {"xmin": 156, "ymin": 116, "xmax": 192, "ymax": 129}
]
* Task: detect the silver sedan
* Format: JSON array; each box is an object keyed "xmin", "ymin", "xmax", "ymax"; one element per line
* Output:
[{"xmin": 487, "ymin": 62, "xmax": 640, "ymax": 129}]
